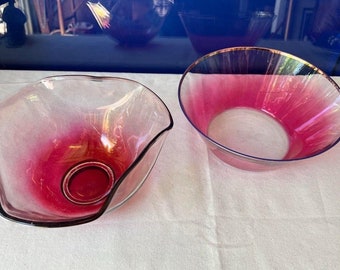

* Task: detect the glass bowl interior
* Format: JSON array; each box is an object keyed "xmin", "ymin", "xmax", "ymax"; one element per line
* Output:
[
  {"xmin": 0, "ymin": 75, "xmax": 173, "ymax": 226},
  {"xmin": 178, "ymin": 47, "xmax": 340, "ymax": 170}
]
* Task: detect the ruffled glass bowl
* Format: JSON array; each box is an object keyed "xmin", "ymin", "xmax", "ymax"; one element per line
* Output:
[
  {"xmin": 178, "ymin": 47, "xmax": 340, "ymax": 170},
  {"xmin": 0, "ymin": 75, "xmax": 173, "ymax": 226}
]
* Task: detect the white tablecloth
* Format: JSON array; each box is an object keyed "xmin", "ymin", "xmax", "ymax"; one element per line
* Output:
[{"xmin": 0, "ymin": 70, "xmax": 339, "ymax": 270}]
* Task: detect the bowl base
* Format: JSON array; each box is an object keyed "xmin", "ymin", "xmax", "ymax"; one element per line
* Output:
[
  {"xmin": 208, "ymin": 107, "xmax": 289, "ymax": 160},
  {"xmin": 62, "ymin": 161, "xmax": 115, "ymax": 205}
]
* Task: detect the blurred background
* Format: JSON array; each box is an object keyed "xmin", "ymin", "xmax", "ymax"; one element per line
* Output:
[
  {"xmin": 0, "ymin": 0, "xmax": 339, "ymax": 74},
  {"xmin": 2, "ymin": 0, "xmax": 335, "ymax": 43}
]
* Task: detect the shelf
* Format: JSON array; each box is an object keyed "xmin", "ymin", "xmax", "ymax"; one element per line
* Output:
[{"xmin": 0, "ymin": 34, "xmax": 339, "ymax": 75}]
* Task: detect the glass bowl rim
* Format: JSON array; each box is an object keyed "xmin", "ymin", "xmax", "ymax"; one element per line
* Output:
[
  {"xmin": 0, "ymin": 74, "xmax": 174, "ymax": 227},
  {"xmin": 178, "ymin": 46, "xmax": 340, "ymax": 163}
]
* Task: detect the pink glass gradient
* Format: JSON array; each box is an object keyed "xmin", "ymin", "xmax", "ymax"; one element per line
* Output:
[
  {"xmin": 0, "ymin": 76, "xmax": 173, "ymax": 226},
  {"xmin": 178, "ymin": 47, "xmax": 340, "ymax": 170}
]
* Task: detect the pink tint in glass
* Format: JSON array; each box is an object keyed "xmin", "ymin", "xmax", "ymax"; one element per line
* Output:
[
  {"xmin": 0, "ymin": 75, "xmax": 173, "ymax": 227},
  {"xmin": 178, "ymin": 47, "xmax": 340, "ymax": 170}
]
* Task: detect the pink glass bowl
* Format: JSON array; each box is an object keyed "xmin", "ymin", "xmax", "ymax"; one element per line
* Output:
[
  {"xmin": 178, "ymin": 47, "xmax": 340, "ymax": 170},
  {"xmin": 0, "ymin": 75, "xmax": 173, "ymax": 227}
]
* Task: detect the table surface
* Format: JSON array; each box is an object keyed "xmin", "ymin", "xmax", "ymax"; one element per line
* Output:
[{"xmin": 0, "ymin": 70, "xmax": 339, "ymax": 270}]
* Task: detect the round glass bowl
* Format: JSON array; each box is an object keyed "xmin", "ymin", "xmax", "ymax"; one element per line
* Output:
[
  {"xmin": 179, "ymin": 11, "xmax": 273, "ymax": 54},
  {"xmin": 178, "ymin": 47, "xmax": 340, "ymax": 170},
  {"xmin": 0, "ymin": 75, "xmax": 173, "ymax": 227},
  {"xmin": 106, "ymin": 0, "xmax": 173, "ymax": 45}
]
